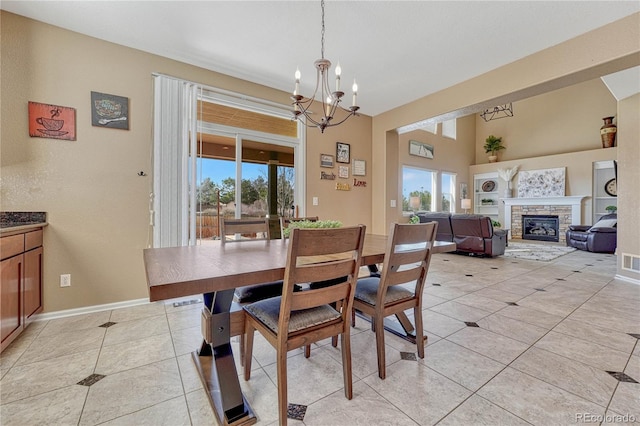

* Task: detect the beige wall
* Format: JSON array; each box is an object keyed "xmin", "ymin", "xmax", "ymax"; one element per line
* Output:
[
  {"xmin": 304, "ymin": 111, "xmax": 373, "ymax": 228},
  {"xmin": 0, "ymin": 12, "xmax": 373, "ymax": 313},
  {"xmin": 617, "ymin": 93, "xmax": 640, "ymax": 281},
  {"xmin": 475, "ymin": 79, "xmax": 618, "ymax": 163}
]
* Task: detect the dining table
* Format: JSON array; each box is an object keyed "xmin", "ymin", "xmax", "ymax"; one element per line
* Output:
[{"xmin": 143, "ymin": 234, "xmax": 455, "ymax": 426}]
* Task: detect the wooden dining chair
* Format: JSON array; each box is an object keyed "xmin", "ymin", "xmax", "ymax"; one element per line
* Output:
[
  {"xmin": 219, "ymin": 217, "xmax": 285, "ymax": 365},
  {"xmin": 219, "ymin": 217, "xmax": 283, "ymax": 302},
  {"xmin": 243, "ymin": 225, "xmax": 366, "ymax": 426},
  {"xmin": 221, "ymin": 217, "xmax": 270, "ymax": 245},
  {"xmin": 352, "ymin": 221, "xmax": 437, "ymax": 379}
]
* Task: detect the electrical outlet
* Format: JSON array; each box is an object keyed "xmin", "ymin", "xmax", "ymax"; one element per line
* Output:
[
  {"xmin": 60, "ymin": 274, "xmax": 71, "ymax": 287},
  {"xmin": 312, "ymin": 197, "xmax": 318, "ymax": 206}
]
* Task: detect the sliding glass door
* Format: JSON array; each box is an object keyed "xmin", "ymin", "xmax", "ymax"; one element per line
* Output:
[{"xmin": 193, "ymin": 132, "xmax": 297, "ymax": 243}]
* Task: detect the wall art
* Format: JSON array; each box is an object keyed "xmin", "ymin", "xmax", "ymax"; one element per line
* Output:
[
  {"xmin": 28, "ymin": 101, "xmax": 76, "ymax": 141},
  {"xmin": 517, "ymin": 167, "xmax": 566, "ymax": 198},
  {"xmin": 336, "ymin": 142, "xmax": 350, "ymax": 163},
  {"xmin": 320, "ymin": 154, "xmax": 334, "ymax": 168},
  {"xmin": 460, "ymin": 182, "xmax": 468, "ymax": 199},
  {"xmin": 352, "ymin": 159, "xmax": 366, "ymax": 176},
  {"xmin": 91, "ymin": 91, "xmax": 129, "ymax": 129},
  {"xmin": 409, "ymin": 140, "xmax": 434, "ymax": 159},
  {"xmin": 339, "ymin": 165, "xmax": 349, "ymax": 179}
]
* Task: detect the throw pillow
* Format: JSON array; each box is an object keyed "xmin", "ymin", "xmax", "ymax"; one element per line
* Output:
[{"xmin": 591, "ymin": 218, "xmax": 617, "ymax": 229}]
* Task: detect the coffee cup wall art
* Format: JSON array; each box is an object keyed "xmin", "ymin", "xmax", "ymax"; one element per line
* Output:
[
  {"xmin": 91, "ymin": 91, "xmax": 129, "ymax": 129},
  {"xmin": 29, "ymin": 101, "xmax": 76, "ymax": 141}
]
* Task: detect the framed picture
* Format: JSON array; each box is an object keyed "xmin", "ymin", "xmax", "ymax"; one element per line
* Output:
[
  {"xmin": 339, "ymin": 165, "xmax": 349, "ymax": 179},
  {"xmin": 409, "ymin": 140, "xmax": 434, "ymax": 159},
  {"xmin": 320, "ymin": 154, "xmax": 334, "ymax": 168},
  {"xmin": 91, "ymin": 91, "xmax": 129, "ymax": 129},
  {"xmin": 28, "ymin": 101, "xmax": 76, "ymax": 141},
  {"xmin": 352, "ymin": 159, "xmax": 366, "ymax": 176},
  {"xmin": 336, "ymin": 142, "xmax": 350, "ymax": 163}
]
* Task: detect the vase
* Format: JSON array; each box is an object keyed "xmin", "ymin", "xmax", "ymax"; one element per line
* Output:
[
  {"xmin": 488, "ymin": 155, "xmax": 498, "ymax": 163},
  {"xmin": 503, "ymin": 182, "xmax": 512, "ymax": 198},
  {"xmin": 600, "ymin": 116, "xmax": 617, "ymax": 148}
]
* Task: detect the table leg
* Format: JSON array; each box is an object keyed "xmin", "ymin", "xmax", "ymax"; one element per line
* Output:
[{"xmin": 193, "ymin": 290, "xmax": 256, "ymax": 426}]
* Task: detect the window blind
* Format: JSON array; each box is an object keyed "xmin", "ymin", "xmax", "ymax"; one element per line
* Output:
[{"xmin": 152, "ymin": 75, "xmax": 198, "ymax": 247}]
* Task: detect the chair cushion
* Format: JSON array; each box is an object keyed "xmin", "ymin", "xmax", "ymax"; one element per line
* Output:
[
  {"xmin": 354, "ymin": 277, "xmax": 413, "ymax": 306},
  {"xmin": 234, "ymin": 281, "xmax": 284, "ymax": 303},
  {"xmin": 244, "ymin": 296, "xmax": 340, "ymax": 334}
]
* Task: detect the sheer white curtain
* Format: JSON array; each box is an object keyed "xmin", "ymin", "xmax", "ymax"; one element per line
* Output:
[{"xmin": 152, "ymin": 74, "xmax": 198, "ymax": 247}]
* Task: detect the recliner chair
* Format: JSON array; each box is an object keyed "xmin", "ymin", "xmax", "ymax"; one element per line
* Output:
[{"xmin": 566, "ymin": 214, "xmax": 617, "ymax": 253}]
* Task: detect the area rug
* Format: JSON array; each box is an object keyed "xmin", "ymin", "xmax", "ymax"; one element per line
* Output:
[{"xmin": 503, "ymin": 241, "xmax": 576, "ymax": 262}]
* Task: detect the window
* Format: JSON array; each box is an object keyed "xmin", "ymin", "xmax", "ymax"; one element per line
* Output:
[
  {"xmin": 152, "ymin": 74, "xmax": 304, "ymax": 247},
  {"xmin": 442, "ymin": 118, "xmax": 457, "ymax": 140},
  {"xmin": 402, "ymin": 166, "xmax": 436, "ymax": 214},
  {"xmin": 440, "ymin": 172, "xmax": 456, "ymax": 212}
]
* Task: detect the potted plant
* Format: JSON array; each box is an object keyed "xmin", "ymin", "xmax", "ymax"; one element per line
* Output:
[
  {"xmin": 605, "ymin": 205, "xmax": 617, "ymax": 214},
  {"xmin": 481, "ymin": 198, "xmax": 494, "ymax": 205},
  {"xmin": 491, "ymin": 219, "xmax": 501, "ymax": 228},
  {"xmin": 484, "ymin": 135, "xmax": 505, "ymax": 163}
]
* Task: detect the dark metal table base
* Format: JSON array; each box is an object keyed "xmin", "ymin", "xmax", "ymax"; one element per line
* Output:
[
  {"xmin": 355, "ymin": 310, "xmax": 427, "ymax": 345},
  {"xmin": 193, "ymin": 290, "xmax": 257, "ymax": 426},
  {"xmin": 192, "ymin": 348, "xmax": 256, "ymax": 426}
]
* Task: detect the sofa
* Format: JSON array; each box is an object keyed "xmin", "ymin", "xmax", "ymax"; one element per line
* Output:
[
  {"xmin": 415, "ymin": 212, "xmax": 507, "ymax": 257},
  {"xmin": 566, "ymin": 214, "xmax": 617, "ymax": 253}
]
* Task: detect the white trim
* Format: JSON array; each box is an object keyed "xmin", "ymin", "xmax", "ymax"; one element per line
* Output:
[
  {"xmin": 32, "ymin": 298, "xmax": 151, "ymax": 322},
  {"xmin": 503, "ymin": 196, "xmax": 589, "ymax": 230},
  {"xmin": 614, "ymin": 274, "xmax": 640, "ymax": 286}
]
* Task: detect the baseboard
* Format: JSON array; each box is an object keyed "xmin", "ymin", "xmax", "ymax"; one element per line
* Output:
[
  {"xmin": 614, "ymin": 274, "xmax": 640, "ymax": 286},
  {"xmin": 33, "ymin": 298, "xmax": 151, "ymax": 322}
]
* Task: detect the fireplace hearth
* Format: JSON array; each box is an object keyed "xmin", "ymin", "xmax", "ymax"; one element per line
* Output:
[{"xmin": 522, "ymin": 215, "xmax": 559, "ymax": 242}]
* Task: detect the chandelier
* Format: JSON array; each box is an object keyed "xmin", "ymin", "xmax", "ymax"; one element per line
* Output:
[
  {"xmin": 480, "ymin": 103, "xmax": 513, "ymax": 122},
  {"xmin": 291, "ymin": 0, "xmax": 359, "ymax": 133}
]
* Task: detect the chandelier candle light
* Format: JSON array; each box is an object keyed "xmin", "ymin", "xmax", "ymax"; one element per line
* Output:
[{"xmin": 292, "ymin": 0, "xmax": 359, "ymax": 133}]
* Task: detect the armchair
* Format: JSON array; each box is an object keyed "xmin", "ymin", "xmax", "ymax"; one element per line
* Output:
[{"xmin": 566, "ymin": 214, "xmax": 617, "ymax": 253}]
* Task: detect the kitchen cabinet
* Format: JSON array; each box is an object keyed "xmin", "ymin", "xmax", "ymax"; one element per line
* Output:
[{"xmin": 1, "ymin": 228, "xmax": 44, "ymax": 352}]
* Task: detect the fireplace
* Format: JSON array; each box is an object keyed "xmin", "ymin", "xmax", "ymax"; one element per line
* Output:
[{"xmin": 522, "ymin": 215, "xmax": 559, "ymax": 242}]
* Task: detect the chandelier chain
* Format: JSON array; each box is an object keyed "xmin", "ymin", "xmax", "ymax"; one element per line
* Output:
[{"xmin": 320, "ymin": 0, "xmax": 325, "ymax": 59}]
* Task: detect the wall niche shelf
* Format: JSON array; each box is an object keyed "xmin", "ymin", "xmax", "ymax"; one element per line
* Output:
[
  {"xmin": 473, "ymin": 172, "xmax": 499, "ymax": 219},
  {"xmin": 593, "ymin": 160, "xmax": 616, "ymax": 223}
]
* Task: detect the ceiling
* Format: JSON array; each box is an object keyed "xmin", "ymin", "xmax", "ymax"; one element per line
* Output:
[{"xmin": 2, "ymin": 1, "xmax": 639, "ymax": 117}]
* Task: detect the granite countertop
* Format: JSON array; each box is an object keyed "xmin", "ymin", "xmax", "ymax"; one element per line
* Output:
[{"xmin": 0, "ymin": 212, "xmax": 47, "ymax": 233}]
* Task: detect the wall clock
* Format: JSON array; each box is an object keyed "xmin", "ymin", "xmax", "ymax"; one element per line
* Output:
[{"xmin": 604, "ymin": 178, "xmax": 617, "ymax": 197}]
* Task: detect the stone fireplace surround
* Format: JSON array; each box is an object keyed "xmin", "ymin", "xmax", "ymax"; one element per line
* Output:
[{"xmin": 503, "ymin": 196, "xmax": 589, "ymax": 244}]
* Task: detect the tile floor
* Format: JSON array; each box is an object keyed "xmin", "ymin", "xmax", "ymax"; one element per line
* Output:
[{"xmin": 1, "ymin": 248, "xmax": 639, "ymax": 425}]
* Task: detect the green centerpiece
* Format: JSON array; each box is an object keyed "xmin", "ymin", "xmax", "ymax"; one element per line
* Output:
[{"xmin": 283, "ymin": 219, "xmax": 342, "ymax": 237}]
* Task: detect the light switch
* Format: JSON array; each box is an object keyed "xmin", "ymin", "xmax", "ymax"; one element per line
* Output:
[
  {"xmin": 390, "ymin": 199, "xmax": 396, "ymax": 207},
  {"xmin": 312, "ymin": 197, "xmax": 318, "ymax": 206}
]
